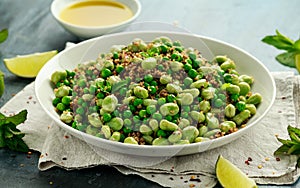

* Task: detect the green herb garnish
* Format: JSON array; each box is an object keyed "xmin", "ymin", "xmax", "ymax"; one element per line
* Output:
[
  {"xmin": 262, "ymin": 30, "xmax": 300, "ymax": 72},
  {"xmin": 0, "ymin": 28, "xmax": 8, "ymax": 44},
  {"xmin": 0, "ymin": 110, "xmax": 29, "ymax": 152},
  {"xmin": 274, "ymin": 125, "xmax": 300, "ymax": 167}
]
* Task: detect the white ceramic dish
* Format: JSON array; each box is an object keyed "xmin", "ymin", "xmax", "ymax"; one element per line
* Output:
[
  {"xmin": 51, "ymin": 0, "xmax": 141, "ymax": 39},
  {"xmin": 35, "ymin": 31, "xmax": 276, "ymax": 157}
]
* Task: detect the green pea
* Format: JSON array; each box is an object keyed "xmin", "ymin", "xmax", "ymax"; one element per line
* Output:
[
  {"xmin": 149, "ymin": 86, "xmax": 157, "ymax": 94},
  {"xmin": 144, "ymin": 74, "xmax": 153, "ymax": 83},
  {"xmin": 236, "ymin": 101, "xmax": 246, "ymax": 111},
  {"xmin": 123, "ymin": 118, "xmax": 132, "ymax": 126},
  {"xmin": 213, "ymin": 55, "xmax": 228, "ymax": 64},
  {"xmin": 146, "ymin": 105, "xmax": 156, "ymax": 115},
  {"xmin": 113, "ymin": 51, "xmax": 119, "ymax": 59},
  {"xmin": 123, "ymin": 110, "xmax": 132, "ymax": 118},
  {"xmin": 152, "ymin": 137, "xmax": 170, "ymax": 145},
  {"xmin": 107, "ymin": 117, "xmax": 124, "ymax": 131},
  {"xmin": 159, "ymin": 44, "xmax": 168, "ymax": 53},
  {"xmin": 52, "ymin": 97, "xmax": 61, "ymax": 106},
  {"xmin": 184, "ymin": 63, "xmax": 192, "ymax": 72},
  {"xmin": 123, "ymin": 126, "xmax": 132, "ymax": 134},
  {"xmin": 152, "ymin": 112, "xmax": 163, "ymax": 121},
  {"xmin": 183, "ymin": 77, "xmax": 193, "ymax": 87},
  {"xmin": 103, "ymin": 113, "xmax": 112, "ymax": 122},
  {"xmin": 166, "ymin": 94, "xmax": 176, "ymax": 103},
  {"xmin": 188, "ymin": 69, "xmax": 198, "ymax": 79},
  {"xmin": 56, "ymin": 103, "xmax": 66, "ymax": 111},
  {"xmin": 124, "ymin": 137, "xmax": 138, "ymax": 144},
  {"xmin": 133, "ymin": 115, "xmax": 140, "ymax": 123},
  {"xmin": 101, "ymin": 68, "xmax": 112, "ymax": 78},
  {"xmin": 213, "ymin": 98, "xmax": 223, "ymax": 108},
  {"xmin": 139, "ymin": 110, "xmax": 147, "ymax": 118},
  {"xmin": 133, "ymin": 98, "xmax": 143, "ymax": 106},
  {"xmin": 157, "ymin": 129, "xmax": 167, "ymax": 137},
  {"xmin": 246, "ymin": 93, "xmax": 262, "ymax": 105},
  {"xmin": 157, "ymin": 98, "xmax": 166, "ymax": 105},
  {"xmin": 75, "ymin": 106, "xmax": 85, "ymax": 115},
  {"xmin": 159, "ymin": 119, "xmax": 178, "ymax": 131},
  {"xmin": 182, "ymin": 126, "xmax": 199, "ymax": 143}
]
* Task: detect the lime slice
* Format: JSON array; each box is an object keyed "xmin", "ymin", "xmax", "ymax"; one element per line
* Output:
[
  {"xmin": 216, "ymin": 155, "xmax": 257, "ymax": 188},
  {"xmin": 3, "ymin": 50, "xmax": 58, "ymax": 78},
  {"xmin": 295, "ymin": 54, "xmax": 300, "ymax": 73},
  {"xmin": 0, "ymin": 70, "xmax": 4, "ymax": 97}
]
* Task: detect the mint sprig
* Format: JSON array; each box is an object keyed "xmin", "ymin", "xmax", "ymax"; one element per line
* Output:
[
  {"xmin": 274, "ymin": 125, "xmax": 300, "ymax": 167},
  {"xmin": 262, "ymin": 30, "xmax": 300, "ymax": 69},
  {"xmin": 0, "ymin": 110, "xmax": 29, "ymax": 152}
]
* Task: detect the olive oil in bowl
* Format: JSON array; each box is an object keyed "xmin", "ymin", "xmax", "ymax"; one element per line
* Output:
[{"xmin": 60, "ymin": 0, "xmax": 133, "ymax": 27}]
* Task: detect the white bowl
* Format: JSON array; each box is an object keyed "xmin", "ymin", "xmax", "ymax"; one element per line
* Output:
[
  {"xmin": 51, "ymin": 0, "xmax": 141, "ymax": 39},
  {"xmin": 35, "ymin": 31, "xmax": 276, "ymax": 157}
]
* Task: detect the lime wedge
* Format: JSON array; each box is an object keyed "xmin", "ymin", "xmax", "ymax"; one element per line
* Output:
[
  {"xmin": 3, "ymin": 50, "xmax": 58, "ymax": 78},
  {"xmin": 216, "ymin": 155, "xmax": 257, "ymax": 188},
  {"xmin": 295, "ymin": 54, "xmax": 300, "ymax": 73}
]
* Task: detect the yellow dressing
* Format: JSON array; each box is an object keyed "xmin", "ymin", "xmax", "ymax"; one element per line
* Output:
[{"xmin": 60, "ymin": 0, "xmax": 133, "ymax": 27}]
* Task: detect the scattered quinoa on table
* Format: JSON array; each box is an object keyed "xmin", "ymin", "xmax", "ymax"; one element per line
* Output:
[{"xmin": 50, "ymin": 36, "xmax": 262, "ymax": 146}]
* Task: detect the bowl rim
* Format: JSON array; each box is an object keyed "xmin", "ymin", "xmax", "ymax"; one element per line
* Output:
[
  {"xmin": 50, "ymin": 0, "xmax": 142, "ymax": 30},
  {"xmin": 35, "ymin": 31, "xmax": 276, "ymax": 156}
]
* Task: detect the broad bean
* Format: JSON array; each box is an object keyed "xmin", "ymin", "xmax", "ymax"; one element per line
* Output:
[
  {"xmin": 166, "ymin": 83, "xmax": 182, "ymax": 94},
  {"xmin": 159, "ymin": 119, "xmax": 178, "ymax": 131},
  {"xmin": 159, "ymin": 103, "xmax": 179, "ymax": 116},
  {"xmin": 60, "ymin": 111, "xmax": 73, "ymax": 124},
  {"xmin": 177, "ymin": 93, "xmax": 194, "ymax": 105},
  {"xmin": 101, "ymin": 125, "xmax": 111, "ymax": 139},
  {"xmin": 124, "ymin": 137, "xmax": 138, "ymax": 144},
  {"xmin": 220, "ymin": 121, "xmax": 236, "ymax": 133},
  {"xmin": 194, "ymin": 137, "xmax": 210, "ymax": 143},
  {"xmin": 178, "ymin": 118, "xmax": 190, "ymax": 129},
  {"xmin": 160, "ymin": 75, "xmax": 172, "ymax": 84},
  {"xmin": 206, "ymin": 113, "xmax": 219, "ymax": 129},
  {"xmin": 168, "ymin": 130, "xmax": 182, "ymax": 143},
  {"xmin": 203, "ymin": 129, "xmax": 221, "ymax": 138},
  {"xmin": 107, "ymin": 117, "xmax": 123, "ymax": 131},
  {"xmin": 88, "ymin": 113, "xmax": 102, "ymax": 127},
  {"xmin": 199, "ymin": 100, "xmax": 211, "ymax": 113},
  {"xmin": 152, "ymin": 137, "xmax": 170, "ymax": 145},
  {"xmin": 233, "ymin": 110, "xmax": 251, "ymax": 125},
  {"xmin": 142, "ymin": 57, "xmax": 157, "ymax": 70},
  {"xmin": 102, "ymin": 95, "xmax": 118, "ymax": 112},
  {"xmin": 182, "ymin": 88, "xmax": 200, "ymax": 98},
  {"xmin": 139, "ymin": 124, "xmax": 153, "ymax": 136},
  {"xmin": 225, "ymin": 104, "xmax": 236, "ymax": 118},
  {"xmin": 182, "ymin": 126, "xmax": 199, "ymax": 143},
  {"xmin": 190, "ymin": 111, "xmax": 205, "ymax": 123},
  {"xmin": 246, "ymin": 93, "xmax": 262, "ymax": 105},
  {"xmin": 110, "ymin": 132, "xmax": 121, "ymax": 142},
  {"xmin": 190, "ymin": 79, "xmax": 208, "ymax": 89},
  {"xmin": 86, "ymin": 125, "xmax": 99, "ymax": 136},
  {"xmin": 55, "ymin": 85, "xmax": 70, "ymax": 98},
  {"xmin": 238, "ymin": 82, "xmax": 250, "ymax": 96},
  {"xmin": 134, "ymin": 86, "xmax": 149, "ymax": 99},
  {"xmin": 51, "ymin": 70, "xmax": 67, "ymax": 84}
]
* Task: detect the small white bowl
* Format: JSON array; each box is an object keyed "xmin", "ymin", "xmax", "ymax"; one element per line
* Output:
[{"xmin": 51, "ymin": 0, "xmax": 141, "ymax": 39}]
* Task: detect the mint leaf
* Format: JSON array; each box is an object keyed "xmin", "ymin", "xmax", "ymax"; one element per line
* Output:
[
  {"xmin": 0, "ymin": 28, "xmax": 8, "ymax": 43},
  {"xmin": 0, "ymin": 110, "xmax": 29, "ymax": 152},
  {"xmin": 274, "ymin": 144, "xmax": 290, "ymax": 155},
  {"xmin": 294, "ymin": 39, "xmax": 300, "ymax": 50},
  {"xmin": 262, "ymin": 30, "xmax": 294, "ymax": 51},
  {"xmin": 275, "ymin": 51, "xmax": 297, "ymax": 67}
]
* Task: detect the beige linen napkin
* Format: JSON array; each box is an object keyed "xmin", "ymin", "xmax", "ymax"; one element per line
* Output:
[{"xmin": 1, "ymin": 71, "xmax": 299, "ymax": 188}]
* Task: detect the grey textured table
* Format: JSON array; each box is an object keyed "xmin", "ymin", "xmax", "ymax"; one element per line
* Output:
[{"xmin": 1, "ymin": 0, "xmax": 300, "ymax": 187}]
